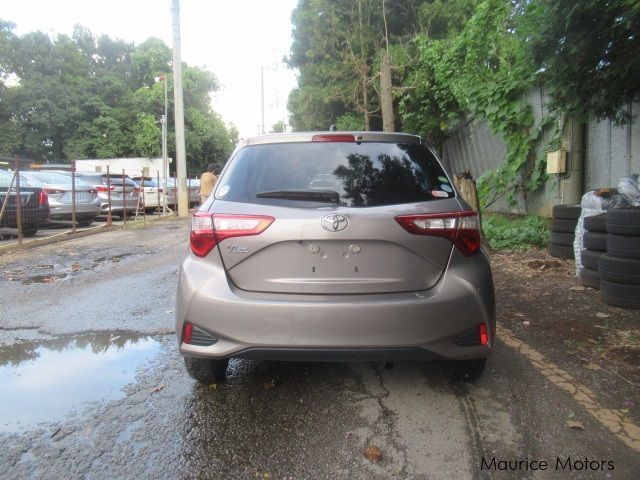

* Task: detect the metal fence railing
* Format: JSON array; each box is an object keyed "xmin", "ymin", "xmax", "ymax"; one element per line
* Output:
[{"xmin": 1, "ymin": 158, "xmax": 201, "ymax": 244}]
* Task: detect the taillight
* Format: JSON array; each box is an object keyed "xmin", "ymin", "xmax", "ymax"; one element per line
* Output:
[
  {"xmin": 394, "ymin": 211, "xmax": 481, "ymax": 256},
  {"xmin": 190, "ymin": 212, "xmax": 275, "ymax": 258},
  {"xmin": 183, "ymin": 322, "xmax": 193, "ymax": 344},
  {"xmin": 312, "ymin": 134, "xmax": 356, "ymax": 142},
  {"xmin": 478, "ymin": 323, "xmax": 489, "ymax": 346},
  {"xmin": 95, "ymin": 185, "xmax": 115, "ymax": 192},
  {"xmin": 38, "ymin": 191, "xmax": 48, "ymax": 206}
]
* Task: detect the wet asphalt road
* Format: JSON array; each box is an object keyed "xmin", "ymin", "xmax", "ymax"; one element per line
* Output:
[{"xmin": 1, "ymin": 219, "xmax": 639, "ymax": 479}]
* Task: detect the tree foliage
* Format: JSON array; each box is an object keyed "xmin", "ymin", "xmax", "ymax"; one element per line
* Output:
[
  {"xmin": 287, "ymin": 0, "xmax": 423, "ymax": 132},
  {"xmin": 521, "ymin": 0, "xmax": 640, "ymax": 122},
  {"xmin": 270, "ymin": 120, "xmax": 286, "ymax": 133},
  {"xmin": 0, "ymin": 22, "xmax": 236, "ymax": 174},
  {"xmin": 288, "ymin": 0, "xmax": 639, "ymax": 207}
]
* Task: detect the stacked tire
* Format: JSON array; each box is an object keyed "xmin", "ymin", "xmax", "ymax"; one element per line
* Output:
[
  {"xmin": 599, "ymin": 207, "xmax": 640, "ymax": 309},
  {"xmin": 579, "ymin": 213, "xmax": 607, "ymax": 289},
  {"xmin": 549, "ymin": 204, "xmax": 581, "ymax": 258}
]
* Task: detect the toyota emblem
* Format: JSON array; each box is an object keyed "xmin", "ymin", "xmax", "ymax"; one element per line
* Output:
[{"xmin": 321, "ymin": 214, "xmax": 348, "ymax": 232}]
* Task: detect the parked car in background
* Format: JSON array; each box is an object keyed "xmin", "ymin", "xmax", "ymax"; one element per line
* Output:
[
  {"xmin": 59, "ymin": 173, "xmax": 141, "ymax": 217},
  {"xmin": 176, "ymin": 132, "xmax": 496, "ymax": 384},
  {"xmin": 164, "ymin": 177, "xmax": 200, "ymax": 208},
  {"xmin": 20, "ymin": 171, "xmax": 101, "ymax": 225},
  {"xmin": 0, "ymin": 169, "xmax": 50, "ymax": 236},
  {"xmin": 131, "ymin": 176, "xmax": 165, "ymax": 212}
]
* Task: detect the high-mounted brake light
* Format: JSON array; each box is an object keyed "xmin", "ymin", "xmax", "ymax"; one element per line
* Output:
[
  {"xmin": 190, "ymin": 212, "xmax": 275, "ymax": 258},
  {"xmin": 394, "ymin": 211, "xmax": 481, "ymax": 256},
  {"xmin": 312, "ymin": 134, "xmax": 356, "ymax": 143}
]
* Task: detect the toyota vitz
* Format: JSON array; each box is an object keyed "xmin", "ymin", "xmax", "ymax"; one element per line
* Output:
[{"xmin": 176, "ymin": 132, "xmax": 495, "ymax": 383}]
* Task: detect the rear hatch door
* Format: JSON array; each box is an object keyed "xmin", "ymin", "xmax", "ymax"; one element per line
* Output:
[{"xmin": 210, "ymin": 138, "xmax": 460, "ymax": 294}]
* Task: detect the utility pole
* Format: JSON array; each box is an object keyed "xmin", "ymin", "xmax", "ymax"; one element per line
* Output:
[
  {"xmin": 260, "ymin": 65, "xmax": 265, "ymax": 134},
  {"xmin": 155, "ymin": 74, "xmax": 169, "ymax": 216},
  {"xmin": 171, "ymin": 0, "xmax": 189, "ymax": 216}
]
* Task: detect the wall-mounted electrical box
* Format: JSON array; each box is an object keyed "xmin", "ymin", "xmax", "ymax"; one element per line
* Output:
[{"xmin": 546, "ymin": 150, "xmax": 567, "ymax": 174}]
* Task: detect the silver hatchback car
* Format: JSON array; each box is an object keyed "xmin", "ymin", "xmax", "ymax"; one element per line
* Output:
[{"xmin": 176, "ymin": 132, "xmax": 495, "ymax": 383}]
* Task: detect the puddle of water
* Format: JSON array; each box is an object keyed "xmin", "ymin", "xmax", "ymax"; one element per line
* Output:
[{"xmin": 0, "ymin": 333, "xmax": 162, "ymax": 434}]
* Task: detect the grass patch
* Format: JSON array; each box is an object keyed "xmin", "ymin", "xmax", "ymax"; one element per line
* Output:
[{"xmin": 482, "ymin": 213, "xmax": 549, "ymax": 251}]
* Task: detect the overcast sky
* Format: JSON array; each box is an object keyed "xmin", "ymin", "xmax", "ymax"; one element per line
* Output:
[{"xmin": 2, "ymin": 0, "xmax": 299, "ymax": 138}]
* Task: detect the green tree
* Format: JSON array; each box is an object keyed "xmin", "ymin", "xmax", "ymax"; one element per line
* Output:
[
  {"xmin": 270, "ymin": 120, "xmax": 286, "ymax": 133},
  {"xmin": 287, "ymin": 0, "xmax": 425, "ymax": 132},
  {"xmin": 521, "ymin": 0, "xmax": 640, "ymax": 121},
  {"xmin": 132, "ymin": 113, "xmax": 161, "ymax": 157},
  {"xmin": 185, "ymin": 108, "xmax": 232, "ymax": 173},
  {"xmin": 0, "ymin": 22, "xmax": 235, "ymax": 170}
]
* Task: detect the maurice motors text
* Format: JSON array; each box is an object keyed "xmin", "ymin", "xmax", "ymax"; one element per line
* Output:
[{"xmin": 480, "ymin": 456, "xmax": 614, "ymax": 472}]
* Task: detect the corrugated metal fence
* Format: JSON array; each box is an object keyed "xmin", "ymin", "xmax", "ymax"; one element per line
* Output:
[{"xmin": 586, "ymin": 103, "xmax": 640, "ymax": 191}]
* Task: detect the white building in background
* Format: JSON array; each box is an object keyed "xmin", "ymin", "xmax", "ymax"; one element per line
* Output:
[{"xmin": 74, "ymin": 157, "xmax": 173, "ymax": 178}]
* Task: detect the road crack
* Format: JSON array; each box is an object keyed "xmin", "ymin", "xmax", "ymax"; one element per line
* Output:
[
  {"xmin": 368, "ymin": 363, "xmax": 409, "ymax": 477},
  {"xmin": 455, "ymin": 384, "xmax": 491, "ymax": 480}
]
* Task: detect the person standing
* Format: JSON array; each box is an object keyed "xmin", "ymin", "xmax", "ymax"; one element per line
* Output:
[{"xmin": 200, "ymin": 164, "xmax": 218, "ymax": 204}]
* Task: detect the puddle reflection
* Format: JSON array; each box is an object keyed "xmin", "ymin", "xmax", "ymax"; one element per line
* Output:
[{"xmin": 0, "ymin": 333, "xmax": 161, "ymax": 433}]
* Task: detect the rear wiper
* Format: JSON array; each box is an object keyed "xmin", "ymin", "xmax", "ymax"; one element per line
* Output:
[{"xmin": 255, "ymin": 189, "xmax": 340, "ymax": 204}]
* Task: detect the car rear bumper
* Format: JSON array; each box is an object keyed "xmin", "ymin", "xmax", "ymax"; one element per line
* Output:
[
  {"xmin": 0, "ymin": 207, "xmax": 50, "ymax": 228},
  {"xmin": 99, "ymin": 198, "xmax": 141, "ymax": 212},
  {"xmin": 49, "ymin": 202, "xmax": 101, "ymax": 220},
  {"xmin": 176, "ymin": 249, "xmax": 496, "ymax": 362}
]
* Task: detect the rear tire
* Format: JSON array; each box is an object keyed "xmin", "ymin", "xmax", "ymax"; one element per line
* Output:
[
  {"xmin": 449, "ymin": 358, "xmax": 487, "ymax": 382},
  {"xmin": 600, "ymin": 280, "xmax": 640, "ymax": 309},
  {"xmin": 548, "ymin": 243, "xmax": 574, "ymax": 258},
  {"xmin": 550, "ymin": 218, "xmax": 578, "ymax": 233},
  {"xmin": 605, "ymin": 208, "xmax": 640, "ymax": 235},
  {"xmin": 22, "ymin": 226, "xmax": 38, "ymax": 237},
  {"xmin": 552, "ymin": 204, "xmax": 581, "ymax": 220},
  {"xmin": 549, "ymin": 231, "xmax": 575, "ymax": 246},
  {"xmin": 607, "ymin": 234, "xmax": 640, "ymax": 259},
  {"xmin": 584, "ymin": 213, "xmax": 607, "ymax": 233},
  {"xmin": 579, "ymin": 267, "xmax": 600, "ymax": 289},
  {"xmin": 580, "ymin": 249, "xmax": 603, "ymax": 270},
  {"xmin": 598, "ymin": 254, "xmax": 640, "ymax": 285},
  {"xmin": 184, "ymin": 357, "xmax": 229, "ymax": 383},
  {"xmin": 583, "ymin": 231, "xmax": 607, "ymax": 251}
]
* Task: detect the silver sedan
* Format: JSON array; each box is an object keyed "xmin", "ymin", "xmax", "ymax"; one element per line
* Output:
[{"xmin": 20, "ymin": 171, "xmax": 101, "ymax": 224}]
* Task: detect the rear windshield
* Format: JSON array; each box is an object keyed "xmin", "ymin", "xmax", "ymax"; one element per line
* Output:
[
  {"xmin": 0, "ymin": 170, "xmax": 38, "ymax": 188},
  {"xmin": 215, "ymin": 142, "xmax": 454, "ymax": 207}
]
